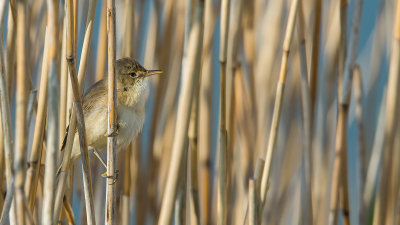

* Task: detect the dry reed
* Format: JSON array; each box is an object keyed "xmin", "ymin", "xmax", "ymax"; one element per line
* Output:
[{"xmin": 0, "ymin": 1, "xmax": 398, "ymax": 225}]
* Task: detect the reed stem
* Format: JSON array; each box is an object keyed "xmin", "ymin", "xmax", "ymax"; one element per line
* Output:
[
  {"xmin": 158, "ymin": 1, "xmax": 204, "ymax": 224},
  {"xmin": 106, "ymin": 0, "xmax": 117, "ymax": 224}
]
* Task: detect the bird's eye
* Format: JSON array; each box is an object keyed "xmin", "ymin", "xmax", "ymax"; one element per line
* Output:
[{"xmin": 130, "ymin": 72, "xmax": 137, "ymax": 78}]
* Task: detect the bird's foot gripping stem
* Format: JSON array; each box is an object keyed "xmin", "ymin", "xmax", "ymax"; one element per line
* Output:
[{"xmin": 104, "ymin": 123, "xmax": 120, "ymax": 137}]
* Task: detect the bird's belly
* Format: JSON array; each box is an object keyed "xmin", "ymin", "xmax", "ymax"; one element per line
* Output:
[
  {"xmin": 70, "ymin": 106, "xmax": 144, "ymax": 161},
  {"xmin": 116, "ymin": 106, "xmax": 145, "ymax": 150}
]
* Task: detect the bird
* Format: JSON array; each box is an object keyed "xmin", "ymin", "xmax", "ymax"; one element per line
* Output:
[{"xmin": 63, "ymin": 57, "xmax": 162, "ymax": 165}]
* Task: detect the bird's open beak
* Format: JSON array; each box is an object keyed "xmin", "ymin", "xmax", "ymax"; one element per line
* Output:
[{"xmin": 146, "ymin": 70, "xmax": 163, "ymax": 77}]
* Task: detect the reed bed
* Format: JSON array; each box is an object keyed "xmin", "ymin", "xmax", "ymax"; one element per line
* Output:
[{"xmin": 0, "ymin": 0, "xmax": 399, "ymax": 225}]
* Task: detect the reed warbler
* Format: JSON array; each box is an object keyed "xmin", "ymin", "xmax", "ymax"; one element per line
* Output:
[{"xmin": 63, "ymin": 57, "xmax": 162, "ymax": 165}]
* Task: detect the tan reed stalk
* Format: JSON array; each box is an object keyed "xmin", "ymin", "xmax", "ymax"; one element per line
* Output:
[
  {"xmin": 0, "ymin": 0, "xmax": 13, "ymax": 191},
  {"xmin": 41, "ymin": 1, "xmax": 60, "ymax": 224},
  {"xmin": 188, "ymin": 82, "xmax": 200, "ymax": 225},
  {"xmin": 329, "ymin": 104, "xmax": 351, "ymax": 225},
  {"xmin": 25, "ymin": 91, "xmax": 36, "ymax": 128},
  {"xmin": 24, "ymin": 27, "xmax": 50, "ymax": 210},
  {"xmin": 0, "ymin": 1, "xmax": 15, "ymax": 224},
  {"xmin": 218, "ymin": 0, "xmax": 230, "ymax": 223},
  {"xmin": 225, "ymin": 1, "xmax": 243, "ymax": 221},
  {"xmin": 68, "ymin": 54, "xmax": 97, "ymax": 225},
  {"xmin": 242, "ymin": 158, "xmax": 265, "ymax": 225},
  {"xmin": 62, "ymin": 197, "xmax": 76, "ymax": 224},
  {"xmin": 328, "ymin": 2, "xmax": 349, "ymax": 224},
  {"xmin": 372, "ymin": 1, "xmax": 400, "ymax": 224},
  {"xmin": 0, "ymin": 122, "xmax": 3, "ymax": 213},
  {"xmin": 362, "ymin": 88, "xmax": 385, "ymax": 223},
  {"xmin": 249, "ymin": 179, "xmax": 256, "ymax": 225},
  {"xmin": 106, "ymin": 0, "xmax": 117, "ymax": 224},
  {"xmin": 174, "ymin": 150, "xmax": 188, "ymax": 225},
  {"xmin": 353, "ymin": 65, "xmax": 367, "ymax": 225},
  {"xmin": 259, "ymin": 0, "xmax": 299, "ymax": 210},
  {"xmin": 158, "ymin": 1, "xmax": 204, "ymax": 224},
  {"xmin": 5, "ymin": 1, "xmax": 16, "ymax": 102},
  {"xmin": 95, "ymin": 1, "xmax": 107, "ymax": 81},
  {"xmin": 296, "ymin": 3, "xmax": 313, "ymax": 225},
  {"xmin": 121, "ymin": 146, "xmax": 131, "ymax": 225},
  {"xmin": 198, "ymin": 0, "xmax": 215, "ymax": 223},
  {"xmin": 15, "ymin": 1, "xmax": 29, "ymax": 224},
  {"xmin": 59, "ymin": 12, "xmax": 68, "ymax": 146},
  {"xmin": 122, "ymin": 0, "xmax": 135, "ymax": 57},
  {"xmin": 309, "ymin": 0, "xmax": 322, "ymax": 123},
  {"xmin": 0, "ymin": 179, "xmax": 14, "ymax": 225},
  {"xmin": 54, "ymin": 0, "xmax": 98, "ymax": 222},
  {"xmin": 329, "ymin": 0, "xmax": 364, "ymax": 224}
]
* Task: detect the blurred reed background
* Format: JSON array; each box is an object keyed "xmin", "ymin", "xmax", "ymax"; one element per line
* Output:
[{"xmin": 0, "ymin": 0, "xmax": 398, "ymax": 224}]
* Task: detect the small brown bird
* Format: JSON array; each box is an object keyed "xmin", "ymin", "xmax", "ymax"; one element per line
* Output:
[{"xmin": 66, "ymin": 57, "xmax": 162, "ymax": 164}]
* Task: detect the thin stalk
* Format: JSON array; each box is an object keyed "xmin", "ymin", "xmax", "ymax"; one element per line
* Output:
[
  {"xmin": 242, "ymin": 158, "xmax": 265, "ymax": 225},
  {"xmin": 106, "ymin": 0, "xmax": 117, "ymax": 224},
  {"xmin": 158, "ymin": 1, "xmax": 204, "ymax": 224},
  {"xmin": 25, "ymin": 27, "xmax": 50, "ymax": 210},
  {"xmin": 0, "ymin": 0, "xmax": 13, "ymax": 191},
  {"xmin": 0, "ymin": 179, "xmax": 14, "ymax": 225},
  {"xmin": 59, "ymin": 9, "xmax": 69, "ymax": 146},
  {"xmin": 54, "ymin": 0, "xmax": 98, "ymax": 222},
  {"xmin": 5, "ymin": 1, "xmax": 16, "ymax": 103},
  {"xmin": 0, "ymin": 2, "xmax": 14, "ymax": 223},
  {"xmin": 41, "ymin": 0, "xmax": 59, "ymax": 224},
  {"xmin": 329, "ymin": 0, "xmax": 364, "ymax": 223},
  {"xmin": 259, "ymin": 0, "xmax": 299, "ymax": 209},
  {"xmin": 15, "ymin": 1, "xmax": 29, "ymax": 224},
  {"xmin": 121, "ymin": 146, "xmax": 131, "ymax": 225},
  {"xmin": 188, "ymin": 81, "xmax": 200, "ymax": 225},
  {"xmin": 122, "ymin": 0, "xmax": 135, "ymax": 57},
  {"xmin": 95, "ymin": 0, "xmax": 107, "ymax": 81},
  {"xmin": 353, "ymin": 65, "xmax": 367, "ymax": 225},
  {"xmin": 198, "ymin": 0, "xmax": 215, "ymax": 223},
  {"xmin": 372, "ymin": 1, "xmax": 400, "ymax": 224},
  {"xmin": 249, "ymin": 179, "xmax": 256, "ymax": 225},
  {"xmin": 362, "ymin": 88, "xmax": 385, "ymax": 223},
  {"xmin": 297, "ymin": 3, "xmax": 313, "ymax": 224},
  {"xmin": 309, "ymin": 0, "xmax": 322, "ymax": 127},
  {"xmin": 218, "ymin": 0, "xmax": 230, "ymax": 223}
]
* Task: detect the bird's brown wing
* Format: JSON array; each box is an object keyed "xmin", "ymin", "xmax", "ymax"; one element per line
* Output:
[{"xmin": 60, "ymin": 80, "xmax": 107, "ymax": 151}]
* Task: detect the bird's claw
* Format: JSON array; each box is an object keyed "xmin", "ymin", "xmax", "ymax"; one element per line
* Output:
[
  {"xmin": 104, "ymin": 124, "xmax": 120, "ymax": 137},
  {"xmin": 101, "ymin": 170, "xmax": 119, "ymax": 184}
]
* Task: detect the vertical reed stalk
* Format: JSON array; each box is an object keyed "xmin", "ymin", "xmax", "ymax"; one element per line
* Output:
[
  {"xmin": 24, "ymin": 28, "xmax": 50, "ymax": 210},
  {"xmin": 95, "ymin": 1, "xmax": 107, "ymax": 81},
  {"xmin": 59, "ymin": 14, "xmax": 68, "ymax": 146},
  {"xmin": 15, "ymin": 1, "xmax": 29, "ymax": 224},
  {"xmin": 188, "ymin": 83, "xmax": 200, "ymax": 225},
  {"xmin": 122, "ymin": 0, "xmax": 135, "ymax": 58},
  {"xmin": 373, "ymin": 1, "xmax": 400, "ymax": 224},
  {"xmin": 106, "ymin": 0, "xmax": 117, "ymax": 224},
  {"xmin": 198, "ymin": 0, "xmax": 215, "ymax": 223},
  {"xmin": 259, "ymin": 0, "xmax": 299, "ymax": 209},
  {"xmin": 248, "ymin": 179, "xmax": 256, "ymax": 225},
  {"xmin": 158, "ymin": 1, "xmax": 204, "ymax": 224},
  {"xmin": 41, "ymin": 1, "xmax": 59, "ymax": 224},
  {"xmin": 0, "ymin": 0, "xmax": 14, "ymax": 192},
  {"xmin": 0, "ymin": 2, "xmax": 14, "ymax": 224},
  {"xmin": 309, "ymin": 0, "xmax": 322, "ymax": 126},
  {"xmin": 329, "ymin": 0, "xmax": 364, "ymax": 224},
  {"xmin": 65, "ymin": 1, "xmax": 97, "ymax": 222},
  {"xmin": 54, "ymin": 0, "xmax": 98, "ymax": 222},
  {"xmin": 218, "ymin": 0, "xmax": 230, "ymax": 223},
  {"xmin": 297, "ymin": 3, "xmax": 313, "ymax": 224},
  {"xmin": 353, "ymin": 66, "xmax": 367, "ymax": 225},
  {"xmin": 121, "ymin": 146, "xmax": 131, "ymax": 225}
]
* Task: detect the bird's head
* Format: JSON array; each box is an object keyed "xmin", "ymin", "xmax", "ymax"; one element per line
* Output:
[{"xmin": 115, "ymin": 57, "xmax": 162, "ymax": 106}]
